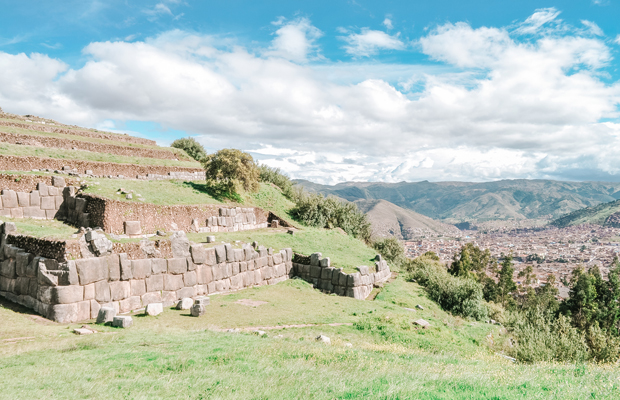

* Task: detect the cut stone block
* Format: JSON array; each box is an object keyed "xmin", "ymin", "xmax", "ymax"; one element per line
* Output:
[
  {"xmin": 130, "ymin": 279, "xmax": 146, "ymax": 296},
  {"xmin": 112, "ymin": 315, "xmax": 133, "ymax": 328},
  {"xmin": 96, "ymin": 307, "xmax": 116, "ymax": 324},
  {"xmin": 145, "ymin": 274, "xmax": 164, "ymax": 292},
  {"xmin": 119, "ymin": 296, "xmax": 141, "ymax": 313},
  {"xmin": 124, "ymin": 221, "xmax": 141, "ymax": 235},
  {"xmin": 52, "ymin": 176, "xmax": 66, "ymax": 187},
  {"xmin": 167, "ymin": 258, "xmax": 187, "ymax": 274},
  {"xmin": 109, "ymin": 281, "xmax": 131, "ymax": 301},
  {"xmin": 191, "ymin": 304, "xmax": 205, "ymax": 317},
  {"xmin": 131, "ymin": 259, "xmax": 151, "ymax": 279},
  {"xmin": 40, "ymin": 196, "xmax": 55, "ymax": 210},
  {"xmin": 176, "ymin": 297, "xmax": 193, "ymax": 310},
  {"xmin": 145, "ymin": 302, "xmax": 163, "ymax": 316},
  {"xmin": 194, "ymin": 296, "xmax": 210, "ymax": 306},
  {"xmin": 16, "ymin": 192, "xmax": 29, "ymax": 207}
]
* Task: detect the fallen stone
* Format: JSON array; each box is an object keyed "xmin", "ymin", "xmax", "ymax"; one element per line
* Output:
[
  {"xmin": 416, "ymin": 304, "xmax": 424, "ymax": 310},
  {"xmin": 176, "ymin": 297, "xmax": 193, "ymax": 310},
  {"xmin": 96, "ymin": 307, "xmax": 116, "ymax": 324},
  {"xmin": 254, "ymin": 330, "xmax": 267, "ymax": 336},
  {"xmin": 413, "ymin": 319, "xmax": 430, "ymax": 329},
  {"xmin": 316, "ymin": 334, "xmax": 331, "ymax": 345},
  {"xmin": 145, "ymin": 303, "xmax": 163, "ymax": 316},
  {"xmin": 126, "ymin": 194, "xmax": 133, "ymax": 200},
  {"xmin": 344, "ymin": 343, "xmax": 353, "ymax": 348},
  {"xmin": 73, "ymin": 328, "xmax": 95, "ymax": 335},
  {"xmin": 190, "ymin": 304, "xmax": 205, "ymax": 317},
  {"xmin": 170, "ymin": 231, "xmax": 190, "ymax": 258},
  {"xmin": 403, "ymin": 307, "xmax": 416, "ymax": 312},
  {"xmin": 206, "ymin": 235, "xmax": 215, "ymax": 243},
  {"xmin": 156, "ymin": 230, "xmax": 166, "ymax": 236},
  {"xmin": 194, "ymin": 296, "xmax": 210, "ymax": 306},
  {"xmin": 112, "ymin": 315, "xmax": 133, "ymax": 328}
]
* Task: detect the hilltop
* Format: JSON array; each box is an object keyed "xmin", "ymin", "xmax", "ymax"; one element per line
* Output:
[
  {"xmin": 551, "ymin": 198, "xmax": 620, "ymax": 228},
  {"xmin": 355, "ymin": 199, "xmax": 459, "ymax": 239},
  {"xmin": 296, "ymin": 179, "xmax": 620, "ymax": 222}
]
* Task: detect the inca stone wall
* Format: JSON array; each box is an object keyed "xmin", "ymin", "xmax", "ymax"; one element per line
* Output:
[
  {"xmin": 292, "ymin": 253, "xmax": 391, "ymax": 300},
  {"xmin": 0, "ymin": 223, "xmax": 392, "ymax": 323},
  {"xmin": 0, "ymin": 176, "xmax": 69, "ymax": 220}
]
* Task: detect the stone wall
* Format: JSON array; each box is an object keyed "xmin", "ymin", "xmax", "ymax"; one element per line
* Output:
[
  {"xmin": 0, "ymin": 155, "xmax": 204, "ymax": 179},
  {"xmin": 0, "ymin": 226, "xmax": 295, "ymax": 323},
  {"xmin": 79, "ymin": 194, "xmax": 269, "ymax": 234},
  {"xmin": 292, "ymin": 253, "xmax": 391, "ymax": 300},
  {"xmin": 0, "ymin": 176, "xmax": 69, "ymax": 220}
]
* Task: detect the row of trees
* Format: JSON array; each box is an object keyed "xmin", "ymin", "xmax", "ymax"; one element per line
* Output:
[{"xmin": 170, "ymin": 138, "xmax": 371, "ymax": 241}]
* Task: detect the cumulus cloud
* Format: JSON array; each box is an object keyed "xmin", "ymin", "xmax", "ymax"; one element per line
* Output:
[
  {"xmin": 266, "ymin": 17, "xmax": 323, "ymax": 63},
  {"xmin": 340, "ymin": 28, "xmax": 405, "ymax": 57},
  {"xmin": 0, "ymin": 10, "xmax": 619, "ymax": 184}
]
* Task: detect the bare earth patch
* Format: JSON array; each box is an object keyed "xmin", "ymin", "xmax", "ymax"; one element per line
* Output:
[{"xmin": 235, "ymin": 299, "xmax": 269, "ymax": 307}]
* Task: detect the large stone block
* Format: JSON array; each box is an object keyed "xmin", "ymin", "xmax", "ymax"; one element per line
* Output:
[
  {"xmin": 310, "ymin": 252, "xmax": 322, "ymax": 266},
  {"xmin": 320, "ymin": 257, "xmax": 331, "ymax": 268},
  {"xmin": 196, "ymin": 264, "xmax": 213, "ymax": 285},
  {"xmin": 131, "ymin": 259, "xmax": 151, "ymax": 279},
  {"xmin": 225, "ymin": 244, "xmax": 234, "ymax": 262},
  {"xmin": 16, "ymin": 192, "xmax": 29, "ymax": 207},
  {"xmin": 40, "ymin": 196, "xmax": 55, "ymax": 210},
  {"xmin": 190, "ymin": 244, "xmax": 207, "ymax": 264},
  {"xmin": 214, "ymin": 245, "xmax": 226, "ymax": 264},
  {"xmin": 84, "ymin": 283, "xmax": 95, "ymax": 300},
  {"xmin": 95, "ymin": 280, "xmax": 111, "ymax": 302},
  {"xmin": 162, "ymin": 290, "xmax": 178, "ymax": 307},
  {"xmin": 146, "ymin": 274, "xmax": 164, "ymax": 292},
  {"xmin": 272, "ymin": 252, "xmax": 283, "ymax": 265},
  {"xmin": 142, "ymin": 292, "xmax": 162, "ymax": 306},
  {"xmin": 49, "ymin": 303, "xmax": 79, "ymax": 323},
  {"xmin": 15, "ymin": 252, "xmax": 32, "ymax": 277},
  {"xmin": 29, "ymin": 191, "xmax": 40, "ymax": 207},
  {"xmin": 90, "ymin": 299, "xmax": 101, "ymax": 319},
  {"xmin": 232, "ymin": 262, "xmax": 240, "ymax": 276},
  {"xmin": 124, "ymin": 221, "xmax": 142, "ymax": 235},
  {"xmin": 50, "ymin": 285, "xmax": 84, "ymax": 304},
  {"xmin": 52, "ymin": 176, "xmax": 66, "ymax": 187},
  {"xmin": 357, "ymin": 265, "xmax": 369, "ymax": 276},
  {"xmin": 1, "ymin": 190, "xmax": 17, "ymax": 208},
  {"xmin": 230, "ymin": 274, "xmax": 243, "ymax": 290},
  {"xmin": 76, "ymin": 300, "xmax": 91, "ymax": 321},
  {"xmin": 183, "ymin": 271, "xmax": 197, "ymax": 287},
  {"xmin": 177, "ymin": 286, "xmax": 195, "ymax": 299},
  {"xmin": 321, "ymin": 267, "xmax": 334, "ymax": 280},
  {"xmin": 0, "ymin": 259, "xmax": 16, "ymax": 279},
  {"xmin": 145, "ymin": 302, "xmax": 163, "ymax": 316},
  {"xmin": 119, "ymin": 253, "xmax": 132, "ymax": 280},
  {"xmin": 234, "ymin": 249, "xmax": 244, "ymax": 262},
  {"xmin": 76, "ymin": 257, "xmax": 108, "ymax": 285},
  {"xmin": 163, "ymin": 274, "xmax": 184, "ymax": 291},
  {"xmin": 109, "ymin": 281, "xmax": 131, "ymax": 301},
  {"xmin": 119, "ymin": 297, "xmax": 142, "ymax": 314},
  {"xmin": 170, "ymin": 231, "xmax": 190, "ymax": 258},
  {"xmin": 113, "ymin": 315, "xmax": 134, "ymax": 328},
  {"xmin": 130, "ymin": 279, "xmax": 146, "ymax": 296},
  {"xmin": 107, "ymin": 254, "xmax": 120, "ymax": 281},
  {"xmin": 167, "ymin": 258, "xmax": 187, "ymax": 274},
  {"xmin": 151, "ymin": 258, "xmax": 167, "ymax": 275}
]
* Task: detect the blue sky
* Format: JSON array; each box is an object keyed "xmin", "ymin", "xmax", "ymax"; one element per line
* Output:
[{"xmin": 1, "ymin": 0, "xmax": 620, "ymax": 184}]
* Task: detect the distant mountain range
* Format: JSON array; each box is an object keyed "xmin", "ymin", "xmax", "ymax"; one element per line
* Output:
[
  {"xmin": 551, "ymin": 199, "xmax": 620, "ymax": 228},
  {"xmin": 295, "ymin": 179, "xmax": 620, "ymax": 222},
  {"xmin": 354, "ymin": 199, "xmax": 460, "ymax": 239}
]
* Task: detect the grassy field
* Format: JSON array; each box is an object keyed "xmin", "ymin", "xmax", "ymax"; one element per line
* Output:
[
  {"xmin": 187, "ymin": 227, "xmax": 377, "ymax": 272},
  {"xmin": 1, "ymin": 278, "xmax": 619, "ymax": 399},
  {"xmin": 0, "ymin": 142, "xmax": 200, "ymax": 168},
  {"xmin": 0, "ymin": 216, "xmax": 78, "ymax": 239}
]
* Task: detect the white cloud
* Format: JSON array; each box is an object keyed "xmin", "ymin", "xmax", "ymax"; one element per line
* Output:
[
  {"xmin": 265, "ymin": 17, "xmax": 323, "ymax": 63},
  {"xmin": 581, "ymin": 20, "xmax": 604, "ymax": 36},
  {"xmin": 515, "ymin": 7, "xmax": 561, "ymax": 34},
  {"xmin": 0, "ymin": 12, "xmax": 619, "ymax": 184},
  {"xmin": 341, "ymin": 28, "xmax": 405, "ymax": 57},
  {"xmin": 615, "ymin": 35, "xmax": 620, "ymax": 45},
  {"xmin": 383, "ymin": 18, "xmax": 393, "ymax": 30}
]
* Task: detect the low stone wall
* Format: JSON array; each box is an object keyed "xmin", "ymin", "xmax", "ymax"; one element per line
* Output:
[
  {"xmin": 0, "ymin": 227, "xmax": 294, "ymax": 323},
  {"xmin": 0, "ymin": 155, "xmax": 204, "ymax": 179},
  {"xmin": 80, "ymin": 194, "xmax": 269, "ymax": 234},
  {"xmin": 292, "ymin": 253, "xmax": 391, "ymax": 300},
  {"xmin": 0, "ymin": 176, "xmax": 69, "ymax": 220}
]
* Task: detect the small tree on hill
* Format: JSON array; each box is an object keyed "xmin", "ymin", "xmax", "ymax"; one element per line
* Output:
[
  {"xmin": 171, "ymin": 137, "xmax": 207, "ymax": 162},
  {"xmin": 203, "ymin": 149, "xmax": 260, "ymax": 195}
]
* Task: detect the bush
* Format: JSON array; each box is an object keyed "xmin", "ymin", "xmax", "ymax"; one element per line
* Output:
[
  {"xmin": 373, "ymin": 237, "xmax": 405, "ymax": 269},
  {"xmin": 258, "ymin": 164, "xmax": 295, "ymax": 198},
  {"xmin": 290, "ymin": 191, "xmax": 371, "ymax": 242},
  {"xmin": 171, "ymin": 137, "xmax": 207, "ymax": 162},
  {"xmin": 203, "ymin": 149, "xmax": 260, "ymax": 195},
  {"xmin": 405, "ymin": 256, "xmax": 488, "ymax": 320}
]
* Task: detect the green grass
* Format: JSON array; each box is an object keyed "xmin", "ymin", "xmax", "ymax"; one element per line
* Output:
[
  {"xmin": 0, "ymin": 142, "xmax": 200, "ymax": 168},
  {"xmin": 0, "ymin": 124, "xmax": 190, "ymax": 158},
  {"xmin": 0, "ymin": 216, "xmax": 78, "ymax": 239},
  {"xmin": 243, "ymin": 183, "xmax": 297, "ymax": 222},
  {"xmin": 187, "ymin": 227, "xmax": 377, "ymax": 272},
  {"xmin": 2, "ymin": 278, "xmax": 619, "ymax": 399},
  {"xmin": 82, "ymin": 179, "xmax": 223, "ymax": 206}
]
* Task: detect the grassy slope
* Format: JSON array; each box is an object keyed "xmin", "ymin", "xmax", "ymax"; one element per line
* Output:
[
  {"xmin": 551, "ymin": 199, "xmax": 620, "ymax": 228},
  {"xmin": 0, "ymin": 217, "xmax": 77, "ymax": 239},
  {"xmin": 2, "ymin": 278, "xmax": 619, "ymax": 399},
  {"xmin": 0, "ymin": 142, "xmax": 200, "ymax": 168}
]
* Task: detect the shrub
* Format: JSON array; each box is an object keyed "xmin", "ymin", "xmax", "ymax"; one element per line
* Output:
[
  {"xmin": 202, "ymin": 149, "xmax": 260, "ymax": 195},
  {"xmin": 405, "ymin": 256, "xmax": 488, "ymax": 320},
  {"xmin": 258, "ymin": 164, "xmax": 295, "ymax": 198},
  {"xmin": 373, "ymin": 237, "xmax": 405, "ymax": 269},
  {"xmin": 171, "ymin": 137, "xmax": 207, "ymax": 162}
]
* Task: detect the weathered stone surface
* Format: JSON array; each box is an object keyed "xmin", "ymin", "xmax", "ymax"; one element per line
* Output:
[
  {"xmin": 104, "ymin": 254, "xmax": 120, "ymax": 282},
  {"xmin": 310, "ymin": 253, "xmax": 322, "ymax": 266},
  {"xmin": 124, "ymin": 221, "xmax": 142, "ymax": 235},
  {"xmin": 95, "ymin": 280, "xmax": 111, "ymax": 302},
  {"xmin": 119, "ymin": 253, "xmax": 132, "ymax": 280},
  {"xmin": 90, "ymin": 235, "xmax": 113, "ymax": 257},
  {"xmin": 130, "ymin": 279, "xmax": 146, "ymax": 296},
  {"xmin": 316, "ymin": 334, "xmax": 331, "ymax": 345},
  {"xmin": 190, "ymin": 244, "xmax": 207, "ymax": 264},
  {"xmin": 145, "ymin": 274, "xmax": 164, "ymax": 292},
  {"xmin": 310, "ymin": 265, "xmax": 321, "ymax": 279},
  {"xmin": 183, "ymin": 271, "xmax": 197, "ymax": 287},
  {"xmin": 0, "ymin": 259, "xmax": 16, "ymax": 279},
  {"xmin": 357, "ymin": 265, "xmax": 369, "ymax": 276},
  {"xmin": 76, "ymin": 257, "xmax": 108, "ymax": 285},
  {"xmin": 119, "ymin": 296, "xmax": 141, "ymax": 314},
  {"xmin": 177, "ymin": 286, "xmax": 195, "ymax": 299},
  {"xmin": 52, "ymin": 176, "xmax": 66, "ymax": 187},
  {"xmin": 163, "ymin": 274, "xmax": 184, "ymax": 291},
  {"xmin": 151, "ymin": 258, "xmax": 167, "ymax": 275},
  {"xmin": 90, "ymin": 299, "xmax": 101, "ymax": 319},
  {"xmin": 139, "ymin": 239, "xmax": 160, "ymax": 258},
  {"xmin": 413, "ymin": 319, "xmax": 430, "ymax": 329},
  {"xmin": 29, "ymin": 191, "xmax": 40, "ymax": 207},
  {"xmin": 321, "ymin": 267, "xmax": 333, "ymax": 280},
  {"xmin": 1, "ymin": 190, "xmax": 17, "ymax": 208},
  {"xmin": 51, "ymin": 285, "xmax": 84, "ymax": 304},
  {"xmin": 170, "ymin": 231, "xmax": 190, "ymax": 258},
  {"xmin": 225, "ymin": 244, "xmax": 234, "ymax": 262},
  {"xmin": 162, "ymin": 290, "xmax": 177, "ymax": 307},
  {"xmin": 167, "ymin": 258, "xmax": 187, "ymax": 274},
  {"xmin": 319, "ymin": 257, "xmax": 331, "ymax": 268},
  {"xmin": 113, "ymin": 315, "xmax": 133, "ymax": 328},
  {"xmin": 145, "ymin": 302, "xmax": 163, "ymax": 316},
  {"xmin": 139, "ymin": 290, "xmax": 160, "ymax": 304},
  {"xmin": 196, "ymin": 264, "xmax": 213, "ymax": 284},
  {"xmin": 49, "ymin": 303, "xmax": 79, "ymax": 323},
  {"xmin": 131, "ymin": 259, "xmax": 151, "ymax": 279},
  {"xmin": 273, "ymin": 252, "xmax": 283, "ymax": 265},
  {"xmin": 109, "ymin": 281, "xmax": 131, "ymax": 301},
  {"xmin": 83, "ymin": 283, "xmax": 95, "ymax": 300},
  {"xmin": 214, "ymin": 245, "xmax": 226, "ymax": 263},
  {"xmin": 16, "ymin": 192, "xmax": 29, "ymax": 207},
  {"xmin": 191, "ymin": 304, "xmax": 205, "ymax": 317},
  {"xmin": 176, "ymin": 297, "xmax": 193, "ymax": 310},
  {"xmin": 194, "ymin": 296, "xmax": 210, "ymax": 306}
]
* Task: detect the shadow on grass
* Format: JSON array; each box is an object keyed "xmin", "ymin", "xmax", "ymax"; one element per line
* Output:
[
  {"xmin": 0, "ymin": 296, "xmax": 39, "ymax": 317},
  {"xmin": 181, "ymin": 181, "xmax": 242, "ymax": 203}
]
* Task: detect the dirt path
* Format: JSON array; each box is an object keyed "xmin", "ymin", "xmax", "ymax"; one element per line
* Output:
[{"xmin": 216, "ymin": 323, "xmax": 353, "ymax": 332}]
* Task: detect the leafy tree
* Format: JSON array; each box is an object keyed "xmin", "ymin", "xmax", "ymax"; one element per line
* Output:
[
  {"xmin": 448, "ymin": 243, "xmax": 493, "ymax": 280},
  {"xmin": 258, "ymin": 164, "xmax": 295, "ymax": 198},
  {"xmin": 202, "ymin": 149, "xmax": 260, "ymax": 195},
  {"xmin": 561, "ymin": 266, "xmax": 599, "ymax": 331},
  {"xmin": 496, "ymin": 255, "xmax": 517, "ymax": 308},
  {"xmin": 518, "ymin": 264, "xmax": 535, "ymax": 288},
  {"xmin": 373, "ymin": 237, "xmax": 405, "ymax": 267},
  {"xmin": 171, "ymin": 137, "xmax": 207, "ymax": 162}
]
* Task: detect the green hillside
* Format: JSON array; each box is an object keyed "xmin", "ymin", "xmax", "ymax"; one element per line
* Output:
[
  {"xmin": 551, "ymin": 199, "xmax": 620, "ymax": 228},
  {"xmin": 297, "ymin": 179, "xmax": 620, "ymax": 222}
]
